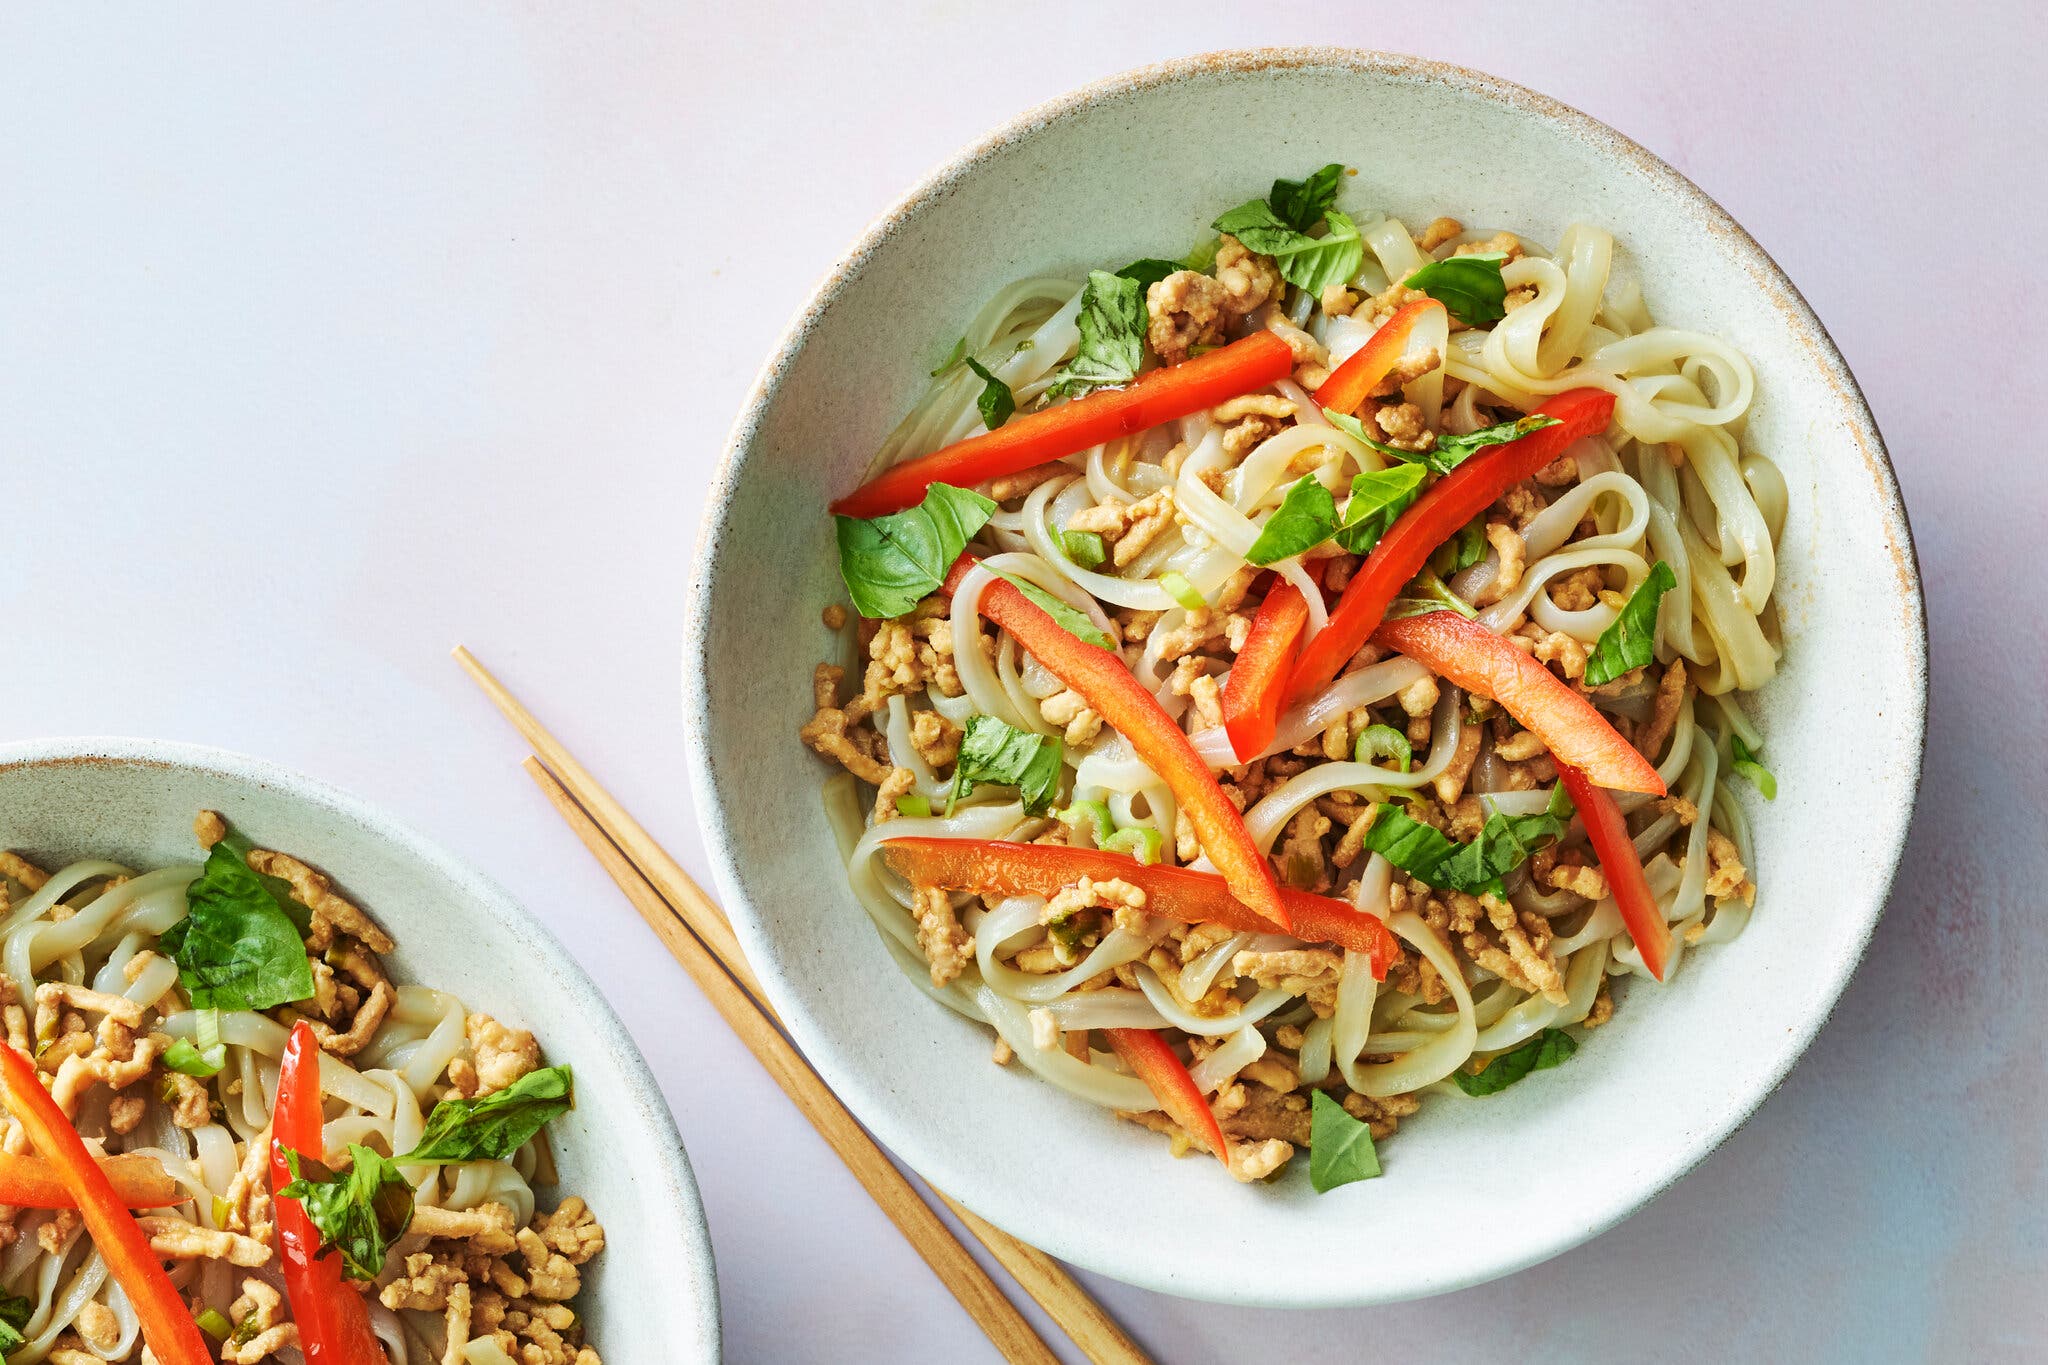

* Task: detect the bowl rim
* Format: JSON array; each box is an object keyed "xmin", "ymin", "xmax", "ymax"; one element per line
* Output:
[
  {"xmin": 683, "ymin": 46, "xmax": 1929, "ymax": 1306},
  {"xmin": 0, "ymin": 735, "xmax": 724, "ymax": 1356}
]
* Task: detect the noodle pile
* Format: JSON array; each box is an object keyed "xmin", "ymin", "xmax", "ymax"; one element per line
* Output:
[
  {"xmin": 0, "ymin": 820, "xmax": 603, "ymax": 1363},
  {"xmin": 805, "ymin": 195, "xmax": 1780, "ymax": 1183}
]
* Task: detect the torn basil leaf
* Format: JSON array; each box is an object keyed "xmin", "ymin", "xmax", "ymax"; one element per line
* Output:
[
  {"xmin": 1115, "ymin": 258, "xmax": 1183, "ymax": 292},
  {"xmin": 949, "ymin": 715, "xmax": 1063, "ymax": 816},
  {"xmin": 989, "ymin": 569, "xmax": 1114, "ymax": 648},
  {"xmin": 1583, "ymin": 560, "xmax": 1677, "ymax": 686},
  {"xmin": 1452, "ymin": 1027, "xmax": 1578, "ymax": 1096},
  {"xmin": 1403, "ymin": 252, "xmax": 1509, "ymax": 327},
  {"xmin": 1269, "ymin": 163, "xmax": 1347, "ymax": 234},
  {"xmin": 159, "ymin": 828, "xmax": 315, "ymax": 1013},
  {"xmin": 1246, "ymin": 476, "xmax": 1338, "ymax": 566},
  {"xmin": 1429, "ymin": 807, "xmax": 1569, "ymax": 894},
  {"xmin": 278, "ymin": 1144, "xmax": 415, "ymax": 1281},
  {"xmin": 1046, "ymin": 270, "xmax": 1145, "ymax": 399},
  {"xmin": 1059, "ymin": 529, "xmax": 1106, "ymax": 569},
  {"xmin": 965, "ymin": 358, "xmax": 1015, "ymax": 430},
  {"xmin": 835, "ymin": 482, "xmax": 996, "ymax": 620},
  {"xmin": 1308, "ymin": 1089, "xmax": 1382, "ymax": 1191},
  {"xmin": 399, "ymin": 1066, "xmax": 575, "ymax": 1165},
  {"xmin": 1425, "ymin": 413, "xmax": 1561, "ymax": 475},
  {"xmin": 1333, "ymin": 463, "xmax": 1426, "ymax": 555}
]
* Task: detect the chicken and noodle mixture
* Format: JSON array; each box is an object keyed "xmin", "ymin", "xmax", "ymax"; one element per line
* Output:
[
  {"xmin": 0, "ymin": 818, "xmax": 602, "ymax": 1363},
  {"xmin": 805, "ymin": 164, "xmax": 1782, "ymax": 1188}
]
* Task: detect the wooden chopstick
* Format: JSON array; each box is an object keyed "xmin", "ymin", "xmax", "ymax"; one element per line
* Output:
[
  {"xmin": 455, "ymin": 647, "xmax": 1150, "ymax": 1365},
  {"xmin": 521, "ymin": 757, "xmax": 1059, "ymax": 1365}
]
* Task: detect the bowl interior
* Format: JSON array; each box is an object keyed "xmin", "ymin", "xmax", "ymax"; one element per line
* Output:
[
  {"xmin": 0, "ymin": 740, "xmax": 721, "ymax": 1359},
  {"xmin": 687, "ymin": 51, "xmax": 1924, "ymax": 1306}
]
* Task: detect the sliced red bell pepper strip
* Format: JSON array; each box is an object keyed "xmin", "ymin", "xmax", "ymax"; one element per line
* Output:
[
  {"xmin": 878, "ymin": 837, "xmax": 1399, "ymax": 976},
  {"xmin": 0, "ymin": 1045, "xmax": 211, "ymax": 1365},
  {"xmin": 1374, "ymin": 609, "xmax": 1665, "ymax": 794},
  {"xmin": 1313, "ymin": 297, "xmax": 1447, "ymax": 416},
  {"xmin": 1558, "ymin": 764, "xmax": 1672, "ymax": 981},
  {"xmin": 272, "ymin": 1020, "xmax": 387, "ymax": 1365},
  {"xmin": 1103, "ymin": 1028, "xmax": 1232, "ymax": 1171},
  {"xmin": 1221, "ymin": 579, "xmax": 1310, "ymax": 763},
  {"xmin": 0, "ymin": 1150, "xmax": 180, "ymax": 1209},
  {"xmin": 1286, "ymin": 386, "xmax": 1617, "ymax": 704},
  {"xmin": 832, "ymin": 331, "xmax": 1295, "ymax": 518},
  {"xmin": 945, "ymin": 558, "xmax": 1291, "ymax": 931}
]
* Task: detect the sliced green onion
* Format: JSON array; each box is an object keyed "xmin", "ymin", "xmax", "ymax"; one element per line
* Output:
[
  {"xmin": 1103, "ymin": 826, "xmax": 1164, "ymax": 865},
  {"xmin": 195, "ymin": 1308, "xmax": 233, "ymax": 1341},
  {"xmin": 895, "ymin": 794, "xmax": 931, "ymax": 819},
  {"xmin": 1353, "ymin": 724, "xmax": 1413, "ymax": 773},
  {"xmin": 1159, "ymin": 571, "xmax": 1206, "ymax": 611},
  {"xmin": 1730, "ymin": 734, "xmax": 1777, "ymax": 800},
  {"xmin": 212, "ymin": 1195, "xmax": 233, "ymax": 1229},
  {"xmin": 1056, "ymin": 800, "xmax": 1115, "ymax": 846},
  {"xmin": 162, "ymin": 1007, "xmax": 226, "ymax": 1077},
  {"xmin": 1061, "ymin": 530, "xmax": 1107, "ymax": 570}
]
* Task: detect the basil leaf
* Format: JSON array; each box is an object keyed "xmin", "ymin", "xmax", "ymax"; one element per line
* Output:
[
  {"xmin": 1270, "ymin": 163, "xmax": 1346, "ymax": 234},
  {"xmin": 1360, "ymin": 808, "xmax": 1460, "ymax": 883},
  {"xmin": 1246, "ymin": 476, "xmax": 1338, "ymax": 566},
  {"xmin": 278, "ymin": 1144, "xmax": 415, "ymax": 1281},
  {"xmin": 1404, "ymin": 252, "xmax": 1509, "ymax": 327},
  {"xmin": 1731, "ymin": 734, "xmax": 1778, "ymax": 800},
  {"xmin": 158, "ymin": 830, "xmax": 315, "ymax": 1012},
  {"xmin": 930, "ymin": 335, "xmax": 968, "ymax": 377},
  {"xmin": 1115, "ymin": 258, "xmax": 1183, "ymax": 292},
  {"xmin": 1584, "ymin": 560, "xmax": 1677, "ymax": 686},
  {"xmin": 949, "ymin": 715, "xmax": 1064, "ymax": 816},
  {"xmin": 399, "ymin": 1065, "xmax": 575, "ymax": 1165},
  {"xmin": 1431, "ymin": 518, "xmax": 1488, "ymax": 575},
  {"xmin": 989, "ymin": 569, "xmax": 1114, "ymax": 648},
  {"xmin": 1431, "ymin": 808, "xmax": 1568, "ymax": 893},
  {"xmin": 1333, "ymin": 463, "xmax": 1426, "ymax": 555},
  {"xmin": 965, "ymin": 358, "xmax": 1015, "ymax": 430},
  {"xmin": 834, "ymin": 482, "xmax": 997, "ymax": 620},
  {"xmin": 1308, "ymin": 1088, "xmax": 1382, "ymax": 1191},
  {"xmin": 1059, "ymin": 529, "xmax": 1106, "ymax": 569},
  {"xmin": 1452, "ymin": 1027, "xmax": 1578, "ymax": 1096},
  {"xmin": 0, "ymin": 1291, "xmax": 30, "ymax": 1353},
  {"xmin": 1046, "ymin": 270, "xmax": 1145, "ymax": 399},
  {"xmin": 1209, "ymin": 202, "xmax": 1364, "ymax": 296},
  {"xmin": 1425, "ymin": 413, "xmax": 1561, "ymax": 475}
]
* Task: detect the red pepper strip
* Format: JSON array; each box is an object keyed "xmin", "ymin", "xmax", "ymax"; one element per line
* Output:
[
  {"xmin": 832, "ymin": 332, "xmax": 1296, "ymax": 518},
  {"xmin": 1374, "ymin": 610, "xmax": 1665, "ymax": 795},
  {"xmin": 0, "ymin": 1046, "xmax": 211, "ymax": 1365},
  {"xmin": 1558, "ymin": 765, "xmax": 1672, "ymax": 981},
  {"xmin": 1285, "ymin": 387, "xmax": 1618, "ymax": 705},
  {"xmin": 1103, "ymin": 1028, "xmax": 1232, "ymax": 1171},
  {"xmin": 1313, "ymin": 298, "xmax": 1447, "ymax": 416},
  {"xmin": 878, "ymin": 838, "xmax": 1398, "ymax": 976},
  {"xmin": 0, "ymin": 1151, "xmax": 181, "ymax": 1209},
  {"xmin": 272, "ymin": 1021, "xmax": 387, "ymax": 1365},
  {"xmin": 944, "ymin": 559, "xmax": 1291, "ymax": 931},
  {"xmin": 1221, "ymin": 579, "xmax": 1310, "ymax": 763}
]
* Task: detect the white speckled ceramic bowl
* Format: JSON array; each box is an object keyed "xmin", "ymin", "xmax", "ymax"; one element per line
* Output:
[
  {"xmin": 0, "ymin": 738, "xmax": 721, "ymax": 1359},
  {"xmin": 684, "ymin": 50, "xmax": 1927, "ymax": 1307}
]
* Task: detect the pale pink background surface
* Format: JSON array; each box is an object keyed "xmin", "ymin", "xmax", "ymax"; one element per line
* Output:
[{"xmin": 1, "ymin": 3, "xmax": 2041, "ymax": 1361}]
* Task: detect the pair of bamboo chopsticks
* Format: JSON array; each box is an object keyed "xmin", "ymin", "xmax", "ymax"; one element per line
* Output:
[{"xmin": 452, "ymin": 647, "xmax": 1150, "ymax": 1365}]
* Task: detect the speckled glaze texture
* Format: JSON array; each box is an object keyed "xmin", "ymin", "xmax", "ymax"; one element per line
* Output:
[
  {"xmin": 683, "ymin": 50, "xmax": 1927, "ymax": 1307},
  {"xmin": 0, "ymin": 739, "xmax": 721, "ymax": 1360}
]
